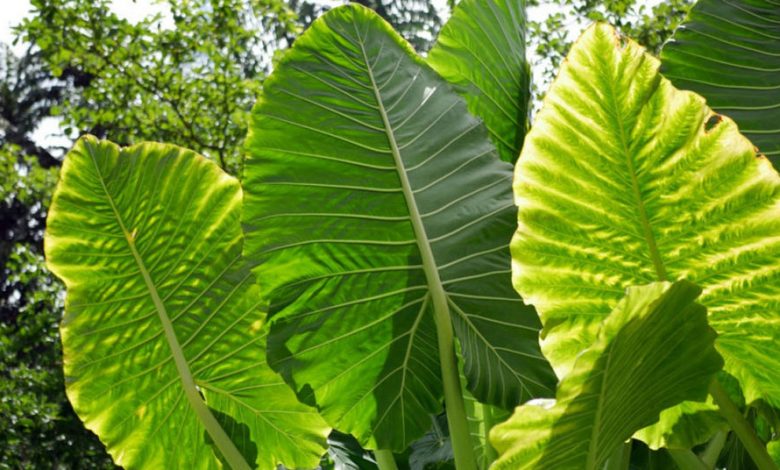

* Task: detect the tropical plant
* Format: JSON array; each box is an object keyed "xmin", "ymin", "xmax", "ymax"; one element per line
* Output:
[{"xmin": 42, "ymin": 0, "xmax": 780, "ymax": 469}]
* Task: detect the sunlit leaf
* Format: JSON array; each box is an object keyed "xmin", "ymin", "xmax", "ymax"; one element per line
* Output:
[
  {"xmin": 511, "ymin": 22, "xmax": 780, "ymax": 410},
  {"xmin": 45, "ymin": 137, "xmax": 329, "ymax": 469}
]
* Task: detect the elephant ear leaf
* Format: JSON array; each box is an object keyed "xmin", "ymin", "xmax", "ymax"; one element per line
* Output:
[
  {"xmin": 45, "ymin": 137, "xmax": 329, "ymax": 469},
  {"xmin": 660, "ymin": 0, "xmax": 780, "ymax": 167},
  {"xmin": 242, "ymin": 4, "xmax": 555, "ymax": 451},
  {"xmin": 428, "ymin": 0, "xmax": 530, "ymax": 164},
  {"xmin": 512, "ymin": 23, "xmax": 780, "ymax": 411},
  {"xmin": 490, "ymin": 281, "xmax": 723, "ymax": 470}
]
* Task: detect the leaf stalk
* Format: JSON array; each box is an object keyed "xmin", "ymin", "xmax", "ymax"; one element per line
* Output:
[
  {"xmin": 375, "ymin": 449, "xmax": 399, "ymax": 470},
  {"xmin": 603, "ymin": 441, "xmax": 632, "ymax": 470},
  {"xmin": 356, "ymin": 23, "xmax": 477, "ymax": 470},
  {"xmin": 709, "ymin": 379, "xmax": 778, "ymax": 470},
  {"xmin": 667, "ymin": 449, "xmax": 709, "ymax": 470},
  {"xmin": 480, "ymin": 403, "xmax": 498, "ymax": 468}
]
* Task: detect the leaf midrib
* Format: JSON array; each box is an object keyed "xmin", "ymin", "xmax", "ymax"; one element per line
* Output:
[
  {"xmin": 605, "ymin": 59, "xmax": 667, "ymax": 282},
  {"xmin": 85, "ymin": 143, "xmax": 251, "ymax": 470},
  {"xmin": 356, "ymin": 22, "xmax": 475, "ymax": 459},
  {"xmin": 354, "ymin": 26, "xmax": 452, "ymax": 330},
  {"xmin": 586, "ymin": 55, "xmax": 671, "ymax": 468}
]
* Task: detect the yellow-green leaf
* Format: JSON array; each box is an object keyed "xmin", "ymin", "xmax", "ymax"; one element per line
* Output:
[
  {"xmin": 512, "ymin": 23, "xmax": 780, "ymax": 410},
  {"xmin": 45, "ymin": 137, "xmax": 329, "ymax": 469},
  {"xmin": 490, "ymin": 281, "xmax": 722, "ymax": 470}
]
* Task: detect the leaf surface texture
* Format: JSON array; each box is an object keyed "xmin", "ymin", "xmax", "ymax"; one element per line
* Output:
[
  {"xmin": 490, "ymin": 282, "xmax": 722, "ymax": 470},
  {"xmin": 45, "ymin": 137, "xmax": 329, "ymax": 469},
  {"xmin": 242, "ymin": 4, "xmax": 555, "ymax": 450},
  {"xmin": 661, "ymin": 0, "xmax": 780, "ymax": 165},
  {"xmin": 512, "ymin": 23, "xmax": 780, "ymax": 408}
]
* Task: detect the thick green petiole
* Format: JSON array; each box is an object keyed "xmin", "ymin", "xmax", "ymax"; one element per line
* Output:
[
  {"xmin": 433, "ymin": 297, "xmax": 478, "ymax": 470},
  {"xmin": 375, "ymin": 449, "xmax": 399, "ymax": 470},
  {"xmin": 480, "ymin": 403, "xmax": 498, "ymax": 467},
  {"xmin": 604, "ymin": 441, "xmax": 632, "ymax": 470},
  {"xmin": 667, "ymin": 449, "xmax": 708, "ymax": 470},
  {"xmin": 709, "ymin": 379, "xmax": 778, "ymax": 470},
  {"xmin": 699, "ymin": 431, "xmax": 727, "ymax": 468}
]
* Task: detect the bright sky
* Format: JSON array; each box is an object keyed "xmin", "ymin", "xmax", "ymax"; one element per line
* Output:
[{"xmin": 0, "ymin": 0, "xmax": 173, "ymax": 54}]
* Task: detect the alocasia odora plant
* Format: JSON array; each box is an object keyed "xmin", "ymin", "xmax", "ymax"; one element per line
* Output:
[{"xmin": 43, "ymin": 0, "xmax": 780, "ymax": 469}]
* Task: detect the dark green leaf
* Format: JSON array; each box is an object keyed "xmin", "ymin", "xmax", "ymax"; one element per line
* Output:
[
  {"xmin": 242, "ymin": 4, "xmax": 555, "ymax": 451},
  {"xmin": 661, "ymin": 0, "xmax": 780, "ymax": 166}
]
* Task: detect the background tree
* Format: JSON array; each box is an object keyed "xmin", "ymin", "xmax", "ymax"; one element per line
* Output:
[
  {"xmin": 17, "ymin": 0, "xmax": 301, "ymax": 176},
  {"xmin": 0, "ymin": 46, "xmax": 116, "ymax": 468},
  {"xmin": 527, "ymin": 0, "xmax": 693, "ymax": 99}
]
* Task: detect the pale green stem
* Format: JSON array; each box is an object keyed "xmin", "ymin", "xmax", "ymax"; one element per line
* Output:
[
  {"xmin": 699, "ymin": 431, "xmax": 727, "ymax": 469},
  {"xmin": 91, "ymin": 149, "xmax": 250, "ymax": 470},
  {"xmin": 709, "ymin": 380, "xmax": 778, "ymax": 470},
  {"xmin": 357, "ymin": 27, "xmax": 477, "ymax": 470},
  {"xmin": 668, "ymin": 449, "xmax": 708, "ymax": 470},
  {"xmin": 480, "ymin": 403, "xmax": 498, "ymax": 468},
  {"xmin": 604, "ymin": 441, "xmax": 632, "ymax": 470},
  {"xmin": 434, "ymin": 298, "xmax": 478, "ymax": 470},
  {"xmin": 375, "ymin": 449, "xmax": 399, "ymax": 470}
]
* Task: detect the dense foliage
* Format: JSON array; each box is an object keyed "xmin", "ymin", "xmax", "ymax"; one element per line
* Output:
[{"xmin": 3, "ymin": 0, "xmax": 778, "ymax": 469}]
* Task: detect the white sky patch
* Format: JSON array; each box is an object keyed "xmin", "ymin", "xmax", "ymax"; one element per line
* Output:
[
  {"xmin": 31, "ymin": 117, "xmax": 72, "ymax": 153},
  {"xmin": 0, "ymin": 0, "xmax": 176, "ymax": 49},
  {"xmin": 110, "ymin": 0, "xmax": 174, "ymax": 28},
  {"xmin": 1, "ymin": 0, "xmax": 32, "ymax": 55}
]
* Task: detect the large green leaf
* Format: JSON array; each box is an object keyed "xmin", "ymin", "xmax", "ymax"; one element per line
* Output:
[
  {"xmin": 45, "ymin": 137, "xmax": 329, "ymax": 469},
  {"xmin": 512, "ymin": 23, "xmax": 780, "ymax": 407},
  {"xmin": 490, "ymin": 281, "xmax": 722, "ymax": 470},
  {"xmin": 427, "ymin": 0, "xmax": 530, "ymax": 164},
  {"xmin": 660, "ymin": 0, "xmax": 780, "ymax": 166},
  {"xmin": 242, "ymin": 4, "xmax": 555, "ymax": 450}
]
